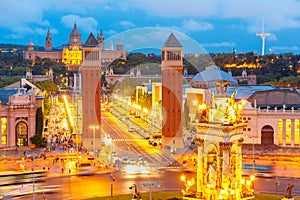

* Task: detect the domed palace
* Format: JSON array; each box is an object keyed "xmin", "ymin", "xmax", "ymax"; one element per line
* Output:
[{"xmin": 23, "ymin": 23, "xmax": 127, "ymax": 72}]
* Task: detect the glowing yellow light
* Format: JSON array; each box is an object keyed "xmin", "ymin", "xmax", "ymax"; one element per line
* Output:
[
  {"xmin": 250, "ymin": 174, "xmax": 255, "ymax": 181},
  {"xmin": 230, "ymin": 190, "xmax": 235, "ymax": 195},
  {"xmin": 241, "ymin": 179, "xmax": 245, "ymax": 184},
  {"xmin": 198, "ymin": 104, "xmax": 206, "ymax": 110},
  {"xmin": 180, "ymin": 175, "xmax": 186, "ymax": 182},
  {"xmin": 246, "ymin": 180, "xmax": 251, "ymax": 186},
  {"xmin": 187, "ymin": 180, "xmax": 192, "ymax": 186}
]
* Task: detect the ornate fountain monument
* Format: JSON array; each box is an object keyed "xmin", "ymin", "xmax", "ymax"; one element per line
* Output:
[{"xmin": 185, "ymin": 80, "xmax": 254, "ymax": 200}]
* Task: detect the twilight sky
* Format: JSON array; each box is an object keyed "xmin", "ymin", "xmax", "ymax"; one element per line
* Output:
[{"xmin": 1, "ymin": 0, "xmax": 300, "ymax": 54}]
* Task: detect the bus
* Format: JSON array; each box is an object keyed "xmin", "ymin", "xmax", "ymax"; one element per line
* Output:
[
  {"xmin": 77, "ymin": 162, "xmax": 97, "ymax": 176},
  {"xmin": 0, "ymin": 170, "xmax": 48, "ymax": 186},
  {"xmin": 242, "ymin": 164, "xmax": 274, "ymax": 178}
]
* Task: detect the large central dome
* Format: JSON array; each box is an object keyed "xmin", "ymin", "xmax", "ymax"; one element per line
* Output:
[{"xmin": 69, "ymin": 22, "xmax": 82, "ymax": 45}]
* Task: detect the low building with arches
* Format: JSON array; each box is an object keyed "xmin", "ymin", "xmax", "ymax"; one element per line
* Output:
[{"xmin": 0, "ymin": 80, "xmax": 44, "ymax": 148}]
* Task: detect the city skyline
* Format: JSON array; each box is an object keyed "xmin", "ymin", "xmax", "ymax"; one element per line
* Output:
[{"xmin": 1, "ymin": 0, "xmax": 300, "ymax": 54}]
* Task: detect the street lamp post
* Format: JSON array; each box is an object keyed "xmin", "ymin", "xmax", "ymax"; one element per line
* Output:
[
  {"xmin": 250, "ymin": 135, "xmax": 257, "ymax": 191},
  {"xmin": 141, "ymin": 182, "xmax": 160, "ymax": 200},
  {"xmin": 89, "ymin": 125, "xmax": 100, "ymax": 157},
  {"xmin": 109, "ymin": 137, "xmax": 115, "ymax": 197}
]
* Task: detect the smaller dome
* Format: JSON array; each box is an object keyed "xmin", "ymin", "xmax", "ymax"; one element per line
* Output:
[{"xmin": 192, "ymin": 65, "xmax": 237, "ymax": 83}]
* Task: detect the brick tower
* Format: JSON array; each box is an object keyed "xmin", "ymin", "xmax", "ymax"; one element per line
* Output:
[
  {"xmin": 80, "ymin": 33, "xmax": 102, "ymax": 152},
  {"xmin": 161, "ymin": 33, "xmax": 184, "ymax": 149},
  {"xmin": 45, "ymin": 29, "xmax": 52, "ymax": 51}
]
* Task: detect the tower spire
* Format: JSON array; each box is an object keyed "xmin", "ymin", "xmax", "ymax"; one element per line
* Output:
[{"xmin": 256, "ymin": 18, "xmax": 270, "ymax": 56}]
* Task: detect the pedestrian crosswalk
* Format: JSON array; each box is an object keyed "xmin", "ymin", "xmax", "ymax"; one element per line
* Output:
[{"xmin": 112, "ymin": 138, "xmax": 147, "ymax": 142}]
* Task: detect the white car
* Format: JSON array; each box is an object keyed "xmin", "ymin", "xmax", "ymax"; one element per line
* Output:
[
  {"xmin": 129, "ymin": 158, "xmax": 136, "ymax": 164},
  {"xmin": 138, "ymin": 156, "xmax": 147, "ymax": 164}
]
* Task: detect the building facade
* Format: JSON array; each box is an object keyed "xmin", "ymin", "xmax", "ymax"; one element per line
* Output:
[
  {"xmin": 186, "ymin": 66, "xmax": 300, "ymax": 148},
  {"xmin": 23, "ymin": 23, "xmax": 127, "ymax": 72},
  {"xmin": 0, "ymin": 80, "xmax": 44, "ymax": 148}
]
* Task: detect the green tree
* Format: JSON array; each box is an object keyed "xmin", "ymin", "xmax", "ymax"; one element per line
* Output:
[
  {"xmin": 30, "ymin": 107, "xmax": 46, "ymax": 147},
  {"xmin": 0, "ymin": 77, "xmax": 20, "ymax": 88},
  {"xmin": 34, "ymin": 80, "xmax": 58, "ymax": 95}
]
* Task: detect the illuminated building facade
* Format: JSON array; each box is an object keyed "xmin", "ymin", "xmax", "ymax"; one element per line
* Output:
[
  {"xmin": 161, "ymin": 33, "xmax": 184, "ymax": 148},
  {"xmin": 0, "ymin": 79, "xmax": 44, "ymax": 148},
  {"xmin": 23, "ymin": 23, "xmax": 127, "ymax": 72},
  {"xmin": 187, "ymin": 66, "xmax": 300, "ymax": 148}
]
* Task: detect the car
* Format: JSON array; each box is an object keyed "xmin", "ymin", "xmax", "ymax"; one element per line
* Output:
[
  {"xmin": 137, "ymin": 156, "xmax": 147, "ymax": 164},
  {"xmin": 128, "ymin": 127, "xmax": 135, "ymax": 132},
  {"xmin": 77, "ymin": 163, "xmax": 96, "ymax": 176},
  {"xmin": 129, "ymin": 158, "xmax": 136, "ymax": 164},
  {"xmin": 122, "ymin": 157, "xmax": 129, "ymax": 164},
  {"xmin": 148, "ymin": 134, "xmax": 162, "ymax": 146},
  {"xmin": 112, "ymin": 151, "xmax": 118, "ymax": 157}
]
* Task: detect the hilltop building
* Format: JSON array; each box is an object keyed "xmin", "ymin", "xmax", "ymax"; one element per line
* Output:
[{"xmin": 23, "ymin": 23, "xmax": 127, "ymax": 72}]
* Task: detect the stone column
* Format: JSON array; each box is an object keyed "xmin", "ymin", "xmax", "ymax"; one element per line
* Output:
[
  {"xmin": 237, "ymin": 138, "xmax": 244, "ymax": 199},
  {"xmin": 282, "ymin": 119, "xmax": 286, "ymax": 146},
  {"xmin": 217, "ymin": 146, "xmax": 223, "ymax": 189},
  {"xmin": 8, "ymin": 116, "xmax": 15, "ymax": 147},
  {"xmin": 74, "ymin": 73, "xmax": 77, "ymax": 90},
  {"xmin": 79, "ymin": 72, "xmax": 82, "ymax": 90},
  {"xmin": 195, "ymin": 138, "xmax": 204, "ymax": 196},
  {"xmin": 220, "ymin": 142, "xmax": 232, "ymax": 189},
  {"xmin": 291, "ymin": 119, "xmax": 295, "ymax": 147}
]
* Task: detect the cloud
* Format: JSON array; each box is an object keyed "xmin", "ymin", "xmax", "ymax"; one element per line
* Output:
[
  {"xmin": 119, "ymin": 20, "xmax": 135, "ymax": 28},
  {"xmin": 182, "ymin": 19, "xmax": 214, "ymax": 32},
  {"xmin": 105, "ymin": 29, "xmax": 117, "ymax": 36},
  {"xmin": 126, "ymin": 0, "xmax": 218, "ymax": 18},
  {"xmin": 267, "ymin": 34, "xmax": 277, "ymax": 41},
  {"xmin": 201, "ymin": 42, "xmax": 236, "ymax": 47},
  {"xmin": 270, "ymin": 45, "xmax": 300, "ymax": 52},
  {"xmin": 126, "ymin": 0, "xmax": 300, "ymax": 33},
  {"xmin": 107, "ymin": 27, "xmax": 208, "ymax": 54},
  {"xmin": 61, "ymin": 15, "xmax": 98, "ymax": 34}
]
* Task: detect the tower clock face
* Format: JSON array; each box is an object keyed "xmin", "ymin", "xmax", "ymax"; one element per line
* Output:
[{"xmin": 74, "ymin": 38, "xmax": 77, "ymax": 42}]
